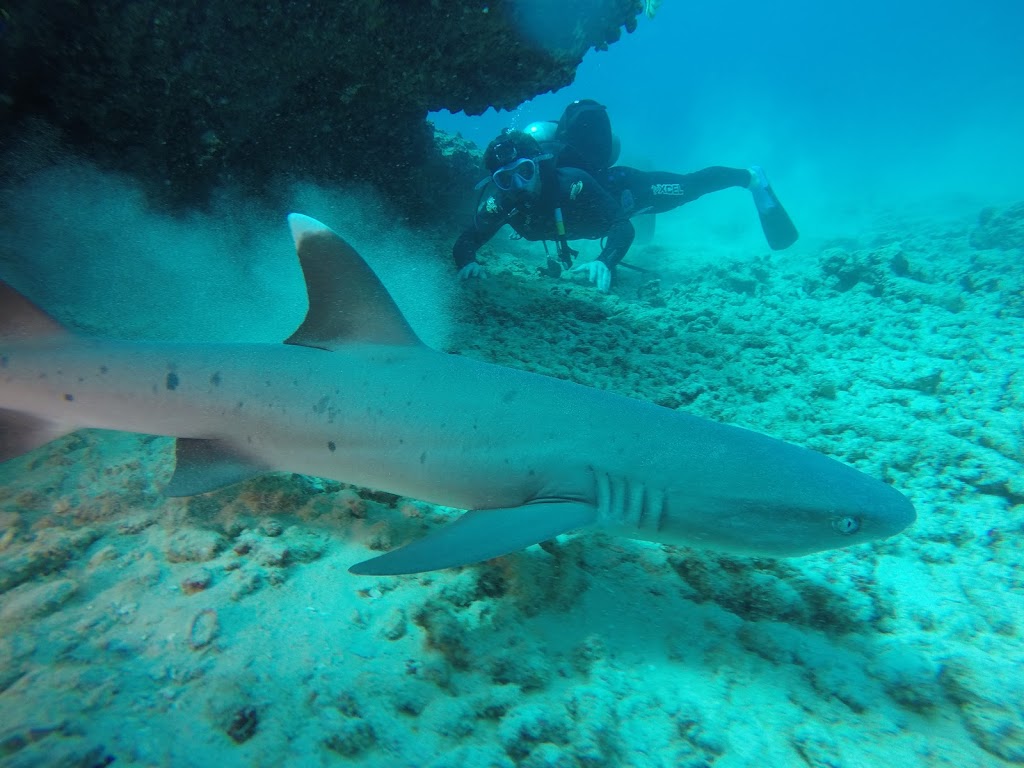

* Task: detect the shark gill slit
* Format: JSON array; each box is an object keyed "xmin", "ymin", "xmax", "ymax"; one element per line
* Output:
[{"xmin": 592, "ymin": 468, "xmax": 667, "ymax": 535}]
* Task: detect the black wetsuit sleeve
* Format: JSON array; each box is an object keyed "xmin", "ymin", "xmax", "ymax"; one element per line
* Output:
[
  {"xmin": 585, "ymin": 183, "xmax": 635, "ymax": 269},
  {"xmin": 599, "ymin": 218, "xmax": 635, "ymax": 268},
  {"xmin": 452, "ymin": 229, "xmax": 487, "ymax": 270},
  {"xmin": 452, "ymin": 196, "xmax": 509, "ymax": 270}
]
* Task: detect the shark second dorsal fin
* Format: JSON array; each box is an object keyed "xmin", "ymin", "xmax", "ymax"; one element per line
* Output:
[
  {"xmin": 0, "ymin": 280, "xmax": 68, "ymax": 341},
  {"xmin": 0, "ymin": 282, "xmax": 74, "ymax": 462},
  {"xmin": 284, "ymin": 214, "xmax": 422, "ymax": 350}
]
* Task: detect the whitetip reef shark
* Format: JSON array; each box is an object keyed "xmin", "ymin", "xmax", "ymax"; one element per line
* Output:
[{"xmin": 0, "ymin": 214, "xmax": 915, "ymax": 575}]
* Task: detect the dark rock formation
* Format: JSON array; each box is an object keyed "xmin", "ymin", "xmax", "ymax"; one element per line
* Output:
[{"xmin": 0, "ymin": 0, "xmax": 642, "ymax": 216}]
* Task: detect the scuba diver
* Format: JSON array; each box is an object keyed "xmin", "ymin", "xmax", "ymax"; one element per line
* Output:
[{"xmin": 452, "ymin": 99, "xmax": 799, "ymax": 292}]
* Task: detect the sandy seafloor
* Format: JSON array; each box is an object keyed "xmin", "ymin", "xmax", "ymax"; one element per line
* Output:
[{"xmin": 1, "ymin": 190, "xmax": 1023, "ymax": 768}]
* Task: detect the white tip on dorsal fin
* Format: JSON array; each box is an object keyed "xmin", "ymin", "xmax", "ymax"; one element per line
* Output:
[
  {"xmin": 287, "ymin": 212, "xmax": 327, "ymax": 244},
  {"xmin": 285, "ymin": 213, "xmax": 423, "ymax": 350}
]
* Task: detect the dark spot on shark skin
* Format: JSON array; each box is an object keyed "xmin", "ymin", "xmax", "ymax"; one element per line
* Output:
[
  {"xmin": 528, "ymin": 468, "xmax": 535, "ymax": 476},
  {"xmin": 166, "ymin": 372, "xmax": 180, "ymax": 391},
  {"xmin": 420, "ymin": 451, "xmax": 427, "ymax": 465},
  {"xmin": 313, "ymin": 396, "xmax": 330, "ymax": 415},
  {"xmin": 399, "ymin": 438, "xmax": 405, "ymax": 445},
  {"xmin": 100, "ymin": 365, "xmax": 108, "ymax": 374},
  {"xmin": 501, "ymin": 390, "xmax": 519, "ymax": 403},
  {"xmin": 235, "ymin": 401, "xmax": 245, "ymax": 410},
  {"xmin": 0, "ymin": 355, "xmax": 7, "ymax": 368},
  {"xmin": 211, "ymin": 372, "xmax": 222, "ymax": 387},
  {"xmin": 77, "ymin": 376, "xmax": 84, "ymax": 383},
  {"xmin": 328, "ymin": 441, "xmax": 336, "ymax": 452},
  {"xmin": 38, "ymin": 372, "xmax": 47, "ymax": 379},
  {"xmin": 64, "ymin": 393, "xmax": 74, "ymax": 402}
]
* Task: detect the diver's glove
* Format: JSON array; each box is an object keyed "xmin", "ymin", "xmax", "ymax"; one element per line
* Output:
[
  {"xmin": 570, "ymin": 260, "xmax": 612, "ymax": 293},
  {"xmin": 458, "ymin": 262, "xmax": 488, "ymax": 281}
]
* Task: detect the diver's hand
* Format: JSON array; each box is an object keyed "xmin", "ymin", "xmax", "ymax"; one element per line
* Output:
[
  {"xmin": 458, "ymin": 262, "xmax": 488, "ymax": 281},
  {"xmin": 570, "ymin": 260, "xmax": 612, "ymax": 292}
]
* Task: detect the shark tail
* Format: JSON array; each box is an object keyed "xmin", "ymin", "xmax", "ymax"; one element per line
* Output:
[{"xmin": 0, "ymin": 280, "xmax": 76, "ymax": 462}]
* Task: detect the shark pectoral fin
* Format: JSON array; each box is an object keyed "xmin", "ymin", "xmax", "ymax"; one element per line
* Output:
[
  {"xmin": 163, "ymin": 437, "xmax": 267, "ymax": 497},
  {"xmin": 0, "ymin": 409, "xmax": 72, "ymax": 462},
  {"xmin": 349, "ymin": 500, "xmax": 598, "ymax": 576}
]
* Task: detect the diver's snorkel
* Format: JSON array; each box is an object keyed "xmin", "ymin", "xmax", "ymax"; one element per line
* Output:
[{"xmin": 553, "ymin": 208, "xmax": 577, "ymax": 267}]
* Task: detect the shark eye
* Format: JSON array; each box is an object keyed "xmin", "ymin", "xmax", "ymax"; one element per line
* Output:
[{"xmin": 832, "ymin": 516, "xmax": 861, "ymax": 535}]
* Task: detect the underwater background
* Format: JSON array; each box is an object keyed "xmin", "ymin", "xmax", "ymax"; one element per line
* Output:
[
  {"xmin": 1, "ymin": 0, "xmax": 1023, "ymax": 766},
  {"xmin": 437, "ymin": 0, "xmax": 1024, "ymax": 241}
]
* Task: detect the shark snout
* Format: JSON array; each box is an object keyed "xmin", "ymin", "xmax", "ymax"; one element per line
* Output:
[
  {"xmin": 791, "ymin": 449, "xmax": 917, "ymax": 553},
  {"xmin": 863, "ymin": 482, "xmax": 917, "ymax": 540}
]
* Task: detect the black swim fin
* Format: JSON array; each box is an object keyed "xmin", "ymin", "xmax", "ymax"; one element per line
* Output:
[{"xmin": 749, "ymin": 166, "xmax": 798, "ymax": 251}]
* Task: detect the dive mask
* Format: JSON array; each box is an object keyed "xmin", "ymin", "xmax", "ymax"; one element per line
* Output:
[{"xmin": 491, "ymin": 157, "xmax": 537, "ymax": 192}]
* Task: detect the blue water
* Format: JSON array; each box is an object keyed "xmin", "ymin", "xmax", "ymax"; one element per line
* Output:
[
  {"xmin": 2, "ymin": 3, "xmax": 1024, "ymax": 766},
  {"xmin": 434, "ymin": 0, "xmax": 1024, "ymax": 224}
]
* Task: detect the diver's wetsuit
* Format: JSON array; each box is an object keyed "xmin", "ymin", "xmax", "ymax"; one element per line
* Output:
[{"xmin": 452, "ymin": 165, "xmax": 752, "ymax": 270}]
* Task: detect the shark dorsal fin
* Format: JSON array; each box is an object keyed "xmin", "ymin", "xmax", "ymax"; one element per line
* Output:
[
  {"xmin": 285, "ymin": 214, "xmax": 422, "ymax": 350},
  {"xmin": 0, "ymin": 281, "xmax": 68, "ymax": 341}
]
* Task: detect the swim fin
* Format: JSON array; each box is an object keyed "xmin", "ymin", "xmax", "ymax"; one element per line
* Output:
[{"xmin": 749, "ymin": 166, "xmax": 798, "ymax": 251}]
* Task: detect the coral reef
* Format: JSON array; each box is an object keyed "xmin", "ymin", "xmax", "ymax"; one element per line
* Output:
[
  {"xmin": 1, "ymin": 203, "xmax": 1023, "ymax": 765},
  {"xmin": 0, "ymin": 1, "xmax": 641, "ymax": 213}
]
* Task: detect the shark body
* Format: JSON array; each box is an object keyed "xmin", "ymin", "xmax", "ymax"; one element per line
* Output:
[{"xmin": 0, "ymin": 215, "xmax": 915, "ymax": 574}]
